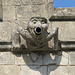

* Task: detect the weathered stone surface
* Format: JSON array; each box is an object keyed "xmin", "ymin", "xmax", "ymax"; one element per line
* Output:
[
  {"xmin": 14, "ymin": 0, "xmax": 22, "ymax": 5},
  {"xmin": 15, "ymin": 54, "xmax": 42, "ymax": 65},
  {"xmin": 2, "ymin": 0, "xmax": 22, "ymax": 5},
  {"xmin": 53, "ymin": 8, "xmax": 75, "ymax": 16},
  {"xmin": 68, "ymin": 66, "xmax": 75, "ymax": 75},
  {"xmin": 48, "ymin": 66, "xmax": 75, "ymax": 75},
  {"xmin": 3, "ymin": 6, "xmax": 15, "ymax": 21},
  {"xmin": 16, "ymin": 5, "xmax": 32, "ymax": 20},
  {"xmin": 16, "ymin": 5, "xmax": 48, "ymax": 20},
  {"xmin": 22, "ymin": 0, "xmax": 47, "ymax": 5},
  {"xmin": 2, "ymin": 0, "xmax": 14, "ymax": 5},
  {"xmin": 69, "ymin": 52, "xmax": 75, "ymax": 65},
  {"xmin": 43, "ymin": 53, "xmax": 56, "ymax": 65},
  {"xmin": 31, "ymin": 5, "xmax": 41, "ymax": 17},
  {"xmin": 30, "ymin": 53, "xmax": 38, "ymax": 62},
  {"xmin": 50, "ymin": 8, "xmax": 75, "ymax": 21},
  {"xmin": 0, "ymin": 65, "xmax": 20, "ymax": 75},
  {"xmin": 2, "ymin": 0, "xmax": 47, "ymax": 5},
  {"xmin": 56, "ymin": 52, "xmax": 68, "ymax": 65},
  {"xmin": 43, "ymin": 52, "xmax": 68, "ymax": 65},
  {"xmin": 40, "ymin": 5, "xmax": 48, "ymax": 19},
  {"xmin": 52, "ymin": 22, "xmax": 75, "ymax": 41},
  {"xmin": 0, "ymin": 5, "xmax": 3, "ymax": 21},
  {"xmin": 31, "ymin": 0, "xmax": 45, "ymax": 4},
  {"xmin": 13, "ymin": 20, "xmax": 28, "ymax": 32},
  {"xmin": 0, "ymin": 52, "xmax": 15, "ymax": 64},
  {"xmin": 21, "ymin": 66, "xmax": 47, "ymax": 75},
  {"xmin": 1, "ymin": 0, "xmax": 75, "ymax": 75},
  {"xmin": 0, "ymin": 0, "xmax": 2, "ymax": 5},
  {"xmin": 48, "ymin": 3, "xmax": 54, "ymax": 18},
  {"xmin": 31, "ymin": 4, "xmax": 48, "ymax": 18},
  {"xmin": 21, "ymin": 0, "xmax": 31, "ymax": 5},
  {"xmin": 47, "ymin": 22, "xmax": 52, "ymax": 32},
  {"xmin": 0, "ymin": 22, "xmax": 12, "ymax": 41},
  {"xmin": 48, "ymin": 66, "xmax": 68, "ymax": 75}
]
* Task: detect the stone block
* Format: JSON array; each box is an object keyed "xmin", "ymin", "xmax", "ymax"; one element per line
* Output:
[
  {"xmin": 0, "ymin": 5, "xmax": 3, "ymax": 21},
  {"xmin": 68, "ymin": 66, "xmax": 75, "ymax": 75},
  {"xmin": 0, "ymin": 65, "xmax": 20, "ymax": 75},
  {"xmin": 3, "ymin": 6, "xmax": 15, "ymax": 21},
  {"xmin": 15, "ymin": 54, "xmax": 42, "ymax": 65},
  {"xmin": 56, "ymin": 52, "xmax": 68, "ymax": 65},
  {"xmin": 69, "ymin": 52, "xmax": 75, "ymax": 65},
  {"xmin": 48, "ymin": 66, "xmax": 68, "ymax": 75},
  {"xmin": 50, "ymin": 8, "xmax": 75, "ymax": 21},
  {"xmin": 31, "ymin": 5, "xmax": 48, "ymax": 19},
  {"xmin": 22, "ymin": 0, "xmax": 47, "ymax": 5},
  {"xmin": 21, "ymin": 66, "xmax": 47, "ymax": 75},
  {"xmin": 16, "ymin": 5, "xmax": 48, "ymax": 20},
  {"xmin": 2, "ymin": 0, "xmax": 14, "ymax": 5},
  {"xmin": 52, "ymin": 22, "xmax": 75, "ymax": 41},
  {"xmin": 43, "ymin": 52, "xmax": 68, "ymax": 65},
  {"xmin": 2, "ymin": 0, "xmax": 47, "ymax": 5},
  {"xmin": 48, "ymin": 3, "xmax": 54, "ymax": 18},
  {"xmin": 13, "ymin": 20, "xmax": 28, "ymax": 32},
  {"xmin": 40, "ymin": 5, "xmax": 48, "ymax": 19},
  {"xmin": 52, "ymin": 8, "xmax": 75, "ymax": 17},
  {"xmin": 43, "ymin": 53, "xmax": 56, "ymax": 65},
  {"xmin": 31, "ymin": 0, "xmax": 44, "ymax": 4},
  {"xmin": 48, "ymin": 66, "xmax": 75, "ymax": 75},
  {"xmin": 0, "ymin": 52, "xmax": 15, "ymax": 64},
  {"xmin": 2, "ymin": 0, "xmax": 22, "ymax": 5},
  {"xmin": 21, "ymin": 0, "xmax": 31, "ymax": 5},
  {"xmin": 16, "ymin": 5, "xmax": 32, "ymax": 20},
  {"xmin": 31, "ymin": 5, "xmax": 41, "ymax": 17},
  {"xmin": 0, "ymin": 22, "xmax": 12, "ymax": 41},
  {"xmin": 14, "ymin": 0, "xmax": 22, "ymax": 5}
]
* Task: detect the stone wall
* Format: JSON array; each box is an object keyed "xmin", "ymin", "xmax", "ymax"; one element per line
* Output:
[{"xmin": 0, "ymin": 0, "xmax": 75, "ymax": 75}]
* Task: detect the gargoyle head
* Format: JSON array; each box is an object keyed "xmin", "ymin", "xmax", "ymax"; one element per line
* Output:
[{"xmin": 27, "ymin": 17, "xmax": 49, "ymax": 36}]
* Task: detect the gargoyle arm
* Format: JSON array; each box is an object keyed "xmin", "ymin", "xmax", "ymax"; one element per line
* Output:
[
  {"xmin": 44, "ymin": 28, "xmax": 58, "ymax": 43},
  {"xmin": 17, "ymin": 27, "xmax": 32, "ymax": 40}
]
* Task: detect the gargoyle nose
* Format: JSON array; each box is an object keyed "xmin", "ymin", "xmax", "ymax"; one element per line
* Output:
[{"xmin": 34, "ymin": 27, "xmax": 42, "ymax": 35}]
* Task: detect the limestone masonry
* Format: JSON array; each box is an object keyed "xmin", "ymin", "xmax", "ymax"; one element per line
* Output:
[{"xmin": 0, "ymin": 0, "xmax": 75, "ymax": 75}]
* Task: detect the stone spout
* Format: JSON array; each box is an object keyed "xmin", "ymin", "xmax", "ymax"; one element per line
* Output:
[{"xmin": 34, "ymin": 27, "xmax": 42, "ymax": 35}]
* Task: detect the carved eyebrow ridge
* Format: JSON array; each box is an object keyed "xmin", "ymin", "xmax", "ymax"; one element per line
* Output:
[
  {"xmin": 30, "ymin": 17, "xmax": 47, "ymax": 21},
  {"xmin": 31, "ymin": 19, "xmax": 37, "ymax": 22}
]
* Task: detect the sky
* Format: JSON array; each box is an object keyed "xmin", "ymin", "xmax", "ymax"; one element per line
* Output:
[{"xmin": 54, "ymin": 0, "xmax": 75, "ymax": 8}]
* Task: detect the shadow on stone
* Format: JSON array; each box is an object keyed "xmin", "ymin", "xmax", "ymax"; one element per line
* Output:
[{"xmin": 19, "ymin": 51, "xmax": 62, "ymax": 75}]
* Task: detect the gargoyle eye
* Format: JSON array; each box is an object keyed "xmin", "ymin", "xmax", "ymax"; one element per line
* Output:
[
  {"xmin": 32, "ymin": 20, "xmax": 37, "ymax": 24},
  {"xmin": 41, "ymin": 20, "xmax": 47, "ymax": 24},
  {"xmin": 41, "ymin": 20, "xmax": 45, "ymax": 24}
]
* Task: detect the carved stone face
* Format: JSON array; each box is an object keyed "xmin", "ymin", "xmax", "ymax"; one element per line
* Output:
[{"xmin": 28, "ymin": 17, "xmax": 48, "ymax": 36}]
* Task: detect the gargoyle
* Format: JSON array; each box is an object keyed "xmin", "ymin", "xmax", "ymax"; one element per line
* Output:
[{"xmin": 12, "ymin": 17, "xmax": 59, "ymax": 52}]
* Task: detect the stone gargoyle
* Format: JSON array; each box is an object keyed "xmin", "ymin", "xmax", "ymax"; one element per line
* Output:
[{"xmin": 11, "ymin": 17, "xmax": 60, "ymax": 53}]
